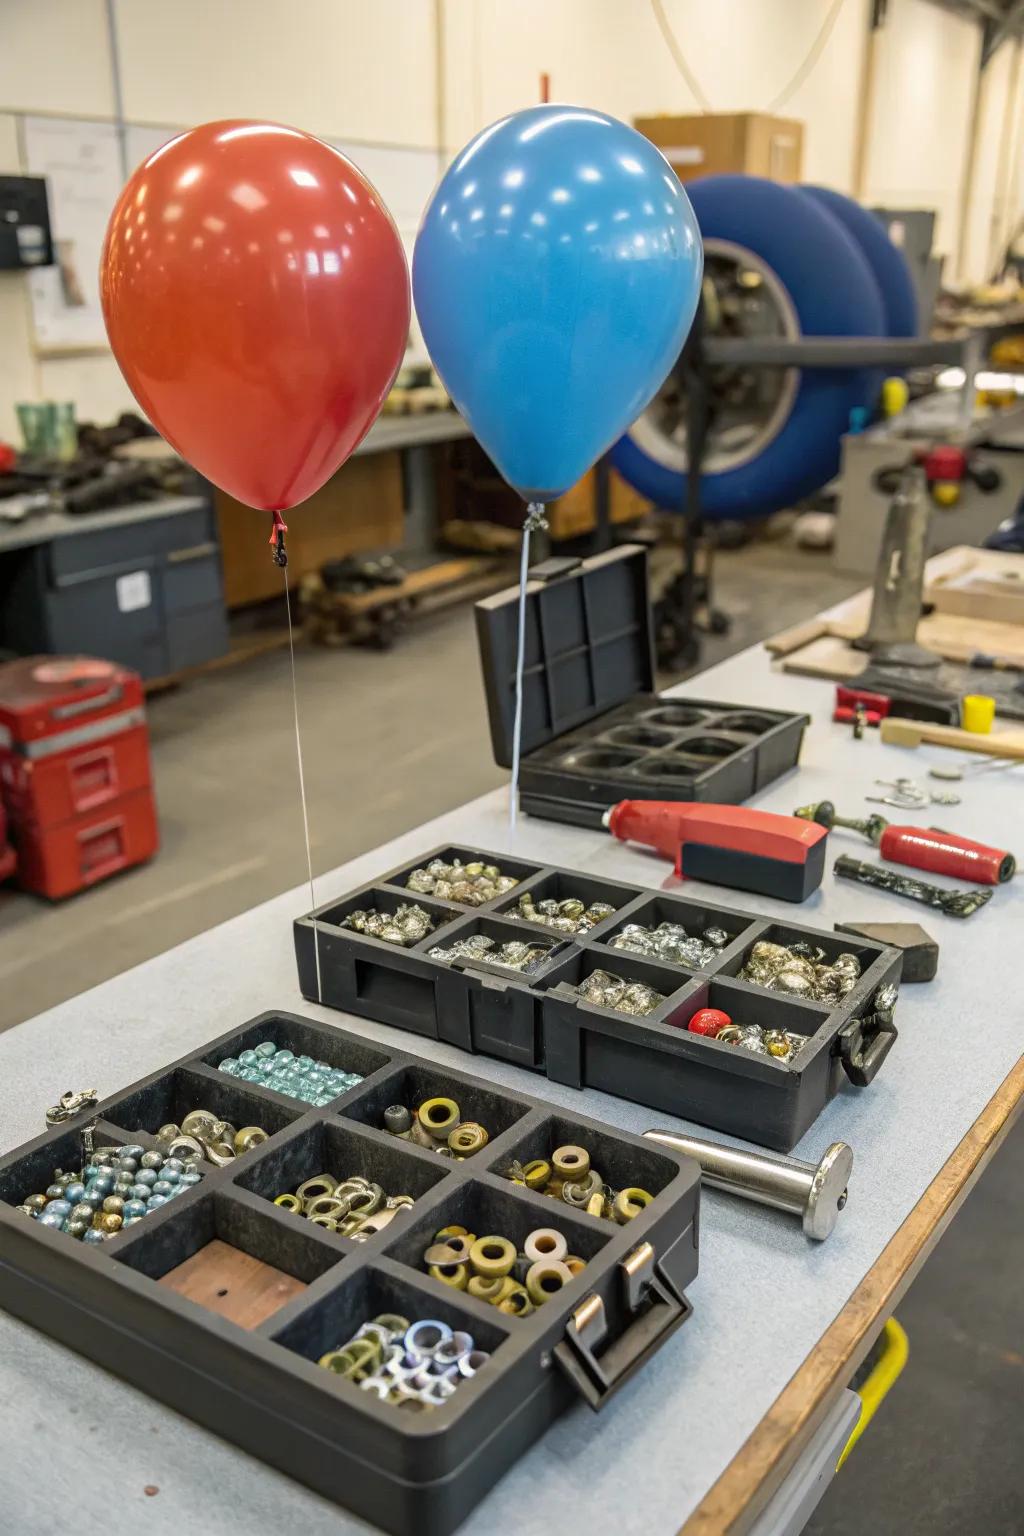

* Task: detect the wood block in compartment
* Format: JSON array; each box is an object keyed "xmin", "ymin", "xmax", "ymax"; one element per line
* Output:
[{"xmin": 159, "ymin": 1238, "xmax": 306, "ymax": 1328}]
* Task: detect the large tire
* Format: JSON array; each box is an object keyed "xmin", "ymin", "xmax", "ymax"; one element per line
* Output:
[
  {"xmin": 800, "ymin": 185, "xmax": 918, "ymax": 337},
  {"xmin": 610, "ymin": 174, "xmax": 887, "ymax": 519}
]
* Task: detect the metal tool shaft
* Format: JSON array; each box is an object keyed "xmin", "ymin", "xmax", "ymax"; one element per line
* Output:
[{"xmin": 644, "ymin": 1129, "xmax": 853, "ymax": 1240}]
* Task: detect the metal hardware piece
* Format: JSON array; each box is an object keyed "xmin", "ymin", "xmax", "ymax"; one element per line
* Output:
[
  {"xmin": 45, "ymin": 1089, "xmax": 99, "ymax": 1128},
  {"xmin": 643, "ymin": 1129, "xmax": 853, "ymax": 1241}
]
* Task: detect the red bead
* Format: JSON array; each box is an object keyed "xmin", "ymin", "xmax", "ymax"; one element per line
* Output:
[{"xmin": 688, "ymin": 1007, "xmax": 732, "ymax": 1036}]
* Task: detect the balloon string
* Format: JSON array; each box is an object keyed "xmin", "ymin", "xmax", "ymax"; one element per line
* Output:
[
  {"xmin": 509, "ymin": 501, "xmax": 548, "ymax": 830},
  {"xmin": 283, "ymin": 566, "xmax": 323, "ymax": 1004}
]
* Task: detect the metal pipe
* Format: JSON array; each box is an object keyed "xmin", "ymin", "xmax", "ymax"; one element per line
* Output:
[{"xmin": 644, "ymin": 1130, "xmax": 853, "ymax": 1241}]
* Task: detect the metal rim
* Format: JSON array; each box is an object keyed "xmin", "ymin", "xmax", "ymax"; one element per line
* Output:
[{"xmin": 627, "ymin": 238, "xmax": 802, "ymax": 477}]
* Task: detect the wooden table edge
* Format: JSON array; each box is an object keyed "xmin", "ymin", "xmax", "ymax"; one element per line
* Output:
[{"xmin": 681, "ymin": 1052, "xmax": 1024, "ymax": 1536}]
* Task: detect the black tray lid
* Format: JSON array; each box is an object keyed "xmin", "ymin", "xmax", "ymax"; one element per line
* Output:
[{"xmin": 475, "ymin": 544, "xmax": 655, "ymax": 769}]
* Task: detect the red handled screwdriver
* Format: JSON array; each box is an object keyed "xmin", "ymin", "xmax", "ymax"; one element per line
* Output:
[
  {"xmin": 604, "ymin": 800, "xmax": 829, "ymax": 902},
  {"xmin": 794, "ymin": 801, "xmax": 1015, "ymax": 885}
]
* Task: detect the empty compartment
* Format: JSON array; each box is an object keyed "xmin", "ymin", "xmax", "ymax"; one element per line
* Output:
[
  {"xmin": 494, "ymin": 869, "xmax": 635, "ymax": 937},
  {"xmin": 199, "ymin": 1012, "xmax": 390, "ymax": 1088},
  {"xmin": 673, "ymin": 733, "xmax": 745, "ymax": 760},
  {"xmin": 100, "ymin": 1065, "xmax": 301, "ymax": 1152},
  {"xmin": 234, "ymin": 1119, "xmax": 452, "ymax": 1238},
  {"xmin": 489, "ymin": 1114, "xmax": 683, "ymax": 1218},
  {"xmin": 556, "ymin": 745, "xmax": 644, "ymax": 773},
  {"xmin": 628, "ymin": 755, "xmax": 707, "ymax": 780},
  {"xmin": 541, "ymin": 946, "xmax": 695, "ymax": 1019},
  {"xmin": 114, "ymin": 1189, "xmax": 343, "ymax": 1328},
  {"xmin": 382, "ymin": 846, "xmax": 542, "ymax": 903},
  {"xmin": 711, "ymin": 711, "xmax": 784, "ymax": 735},
  {"xmin": 603, "ymin": 892, "xmax": 758, "ymax": 969},
  {"xmin": 313, "ymin": 887, "xmax": 461, "ymax": 947},
  {"xmin": 385, "ymin": 1178, "xmax": 609, "ymax": 1306},
  {"xmin": 602, "ymin": 723, "xmax": 679, "ymax": 750},
  {"xmin": 271, "ymin": 1261, "xmax": 507, "ymax": 1393},
  {"xmin": 342, "ymin": 1064, "xmax": 532, "ymax": 1153},
  {"xmin": 642, "ymin": 705, "xmax": 711, "ymax": 729}
]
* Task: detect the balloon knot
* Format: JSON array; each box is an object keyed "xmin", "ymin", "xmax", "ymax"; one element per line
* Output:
[
  {"xmin": 269, "ymin": 510, "xmax": 289, "ymax": 567},
  {"xmin": 524, "ymin": 501, "xmax": 548, "ymax": 533}
]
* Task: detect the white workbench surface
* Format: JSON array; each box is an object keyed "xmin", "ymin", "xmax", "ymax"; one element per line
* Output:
[{"xmin": 1, "ymin": 641, "xmax": 1021, "ymax": 1535}]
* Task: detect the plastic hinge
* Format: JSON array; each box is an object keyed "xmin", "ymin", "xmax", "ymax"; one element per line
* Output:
[{"xmin": 553, "ymin": 1240, "xmax": 691, "ymax": 1411}]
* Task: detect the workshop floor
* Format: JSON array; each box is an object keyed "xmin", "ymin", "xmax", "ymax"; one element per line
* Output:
[{"xmin": 1, "ymin": 534, "xmax": 1021, "ymax": 1534}]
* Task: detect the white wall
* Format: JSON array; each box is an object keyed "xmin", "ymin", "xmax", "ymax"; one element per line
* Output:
[
  {"xmin": 862, "ymin": 0, "xmax": 981, "ymax": 261},
  {"xmin": 1, "ymin": 0, "xmax": 1023, "ymax": 442},
  {"xmin": 441, "ymin": 0, "xmax": 871, "ymax": 190}
]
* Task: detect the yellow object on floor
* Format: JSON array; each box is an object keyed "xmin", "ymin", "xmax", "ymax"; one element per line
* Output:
[{"xmin": 837, "ymin": 1318, "xmax": 909, "ymax": 1470}]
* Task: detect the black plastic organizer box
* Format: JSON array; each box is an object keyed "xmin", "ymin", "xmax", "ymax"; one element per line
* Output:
[
  {"xmin": 0, "ymin": 1011, "xmax": 700, "ymax": 1536},
  {"xmin": 474, "ymin": 544, "xmax": 809, "ymax": 827},
  {"xmin": 295, "ymin": 847, "xmax": 902, "ymax": 1153}
]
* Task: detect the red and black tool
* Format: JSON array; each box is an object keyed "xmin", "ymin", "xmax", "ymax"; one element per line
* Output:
[
  {"xmin": 795, "ymin": 801, "xmax": 1015, "ymax": 885},
  {"xmin": 604, "ymin": 800, "xmax": 829, "ymax": 902}
]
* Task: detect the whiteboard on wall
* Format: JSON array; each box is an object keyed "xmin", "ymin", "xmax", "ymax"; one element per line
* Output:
[
  {"xmin": 331, "ymin": 142, "xmax": 440, "ymax": 366},
  {"xmin": 125, "ymin": 122, "xmax": 181, "ymax": 176},
  {"xmin": 22, "ymin": 116, "xmax": 123, "ymax": 351}
]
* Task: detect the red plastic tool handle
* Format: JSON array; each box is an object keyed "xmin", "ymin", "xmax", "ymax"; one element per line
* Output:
[
  {"xmin": 879, "ymin": 825, "xmax": 1016, "ymax": 885},
  {"xmin": 836, "ymin": 685, "xmax": 891, "ymax": 717},
  {"xmin": 605, "ymin": 800, "xmax": 827, "ymax": 869}
]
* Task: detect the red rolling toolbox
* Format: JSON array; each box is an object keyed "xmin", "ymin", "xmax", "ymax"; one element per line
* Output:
[
  {"xmin": 0, "ymin": 799, "xmax": 14, "ymax": 885},
  {"xmin": 0, "ymin": 656, "xmax": 159, "ymax": 898}
]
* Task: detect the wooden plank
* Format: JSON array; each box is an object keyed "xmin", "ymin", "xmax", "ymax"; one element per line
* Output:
[
  {"xmin": 681, "ymin": 1055, "xmax": 1024, "ymax": 1536},
  {"xmin": 330, "ymin": 556, "xmax": 500, "ymax": 616},
  {"xmin": 881, "ymin": 716, "xmax": 1024, "ymax": 758},
  {"xmin": 158, "ymin": 1238, "xmax": 306, "ymax": 1329}
]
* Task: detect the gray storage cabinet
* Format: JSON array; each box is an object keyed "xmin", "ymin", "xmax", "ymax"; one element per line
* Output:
[{"xmin": 0, "ymin": 497, "xmax": 228, "ymax": 679}]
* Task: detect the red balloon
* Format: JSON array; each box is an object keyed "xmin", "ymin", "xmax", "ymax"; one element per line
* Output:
[{"xmin": 101, "ymin": 121, "xmax": 409, "ymax": 511}]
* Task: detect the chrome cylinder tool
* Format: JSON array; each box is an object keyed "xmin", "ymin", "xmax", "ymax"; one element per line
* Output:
[{"xmin": 643, "ymin": 1130, "xmax": 852, "ymax": 1241}]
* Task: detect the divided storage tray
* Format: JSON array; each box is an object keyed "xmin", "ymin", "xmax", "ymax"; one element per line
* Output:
[
  {"xmin": 295, "ymin": 847, "xmax": 903, "ymax": 1152},
  {"xmin": 0, "ymin": 1011, "xmax": 700, "ymax": 1536},
  {"xmin": 474, "ymin": 545, "xmax": 809, "ymax": 827}
]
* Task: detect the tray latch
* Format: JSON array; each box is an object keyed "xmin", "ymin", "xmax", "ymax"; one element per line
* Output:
[
  {"xmin": 838, "ymin": 980, "xmax": 899, "ymax": 1087},
  {"xmin": 553, "ymin": 1240, "xmax": 691, "ymax": 1411}
]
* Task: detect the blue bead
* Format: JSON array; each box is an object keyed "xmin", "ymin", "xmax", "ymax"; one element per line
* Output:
[
  {"xmin": 159, "ymin": 1168, "xmax": 181, "ymax": 1185},
  {"xmin": 123, "ymin": 1216, "xmax": 143, "ymax": 1227},
  {"xmin": 254, "ymin": 1040, "xmax": 277, "ymax": 1059},
  {"xmin": 274, "ymin": 1049, "xmax": 294, "ymax": 1068},
  {"xmin": 239, "ymin": 1050, "xmax": 258, "ymax": 1068},
  {"xmin": 116, "ymin": 1157, "xmax": 139, "ymax": 1175},
  {"xmin": 120, "ymin": 1144, "xmax": 146, "ymax": 1162},
  {"xmin": 123, "ymin": 1199, "xmax": 148, "ymax": 1219},
  {"xmin": 82, "ymin": 1228, "xmax": 106, "ymax": 1244},
  {"xmin": 239, "ymin": 1067, "xmax": 260, "ymax": 1082},
  {"xmin": 151, "ymin": 1179, "xmax": 174, "ymax": 1197},
  {"xmin": 134, "ymin": 1169, "xmax": 158, "ymax": 1187},
  {"xmin": 129, "ymin": 1183, "xmax": 153, "ymax": 1201},
  {"xmin": 44, "ymin": 1199, "xmax": 72, "ymax": 1218},
  {"xmin": 146, "ymin": 1194, "xmax": 168, "ymax": 1209},
  {"xmin": 63, "ymin": 1182, "xmax": 86, "ymax": 1206},
  {"xmin": 181, "ymin": 1170, "xmax": 203, "ymax": 1186},
  {"xmin": 218, "ymin": 1058, "xmax": 239, "ymax": 1076},
  {"xmin": 163, "ymin": 1158, "xmax": 185, "ymax": 1174},
  {"xmin": 37, "ymin": 1210, "xmax": 65, "ymax": 1229}
]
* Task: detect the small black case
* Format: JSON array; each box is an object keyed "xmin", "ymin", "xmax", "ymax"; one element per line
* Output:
[
  {"xmin": 0, "ymin": 1011, "xmax": 700, "ymax": 1536},
  {"xmin": 295, "ymin": 846, "xmax": 902, "ymax": 1152},
  {"xmin": 474, "ymin": 545, "xmax": 809, "ymax": 827}
]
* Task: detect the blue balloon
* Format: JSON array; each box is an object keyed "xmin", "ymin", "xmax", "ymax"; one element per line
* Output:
[{"xmin": 414, "ymin": 106, "xmax": 703, "ymax": 503}]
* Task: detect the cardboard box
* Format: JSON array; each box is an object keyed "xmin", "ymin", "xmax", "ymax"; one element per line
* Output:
[{"xmin": 634, "ymin": 112, "xmax": 804, "ymax": 184}]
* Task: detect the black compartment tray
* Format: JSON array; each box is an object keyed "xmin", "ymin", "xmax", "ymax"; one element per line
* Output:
[
  {"xmin": 295, "ymin": 847, "xmax": 903, "ymax": 1153},
  {"xmin": 474, "ymin": 546, "xmax": 808, "ymax": 826},
  {"xmin": 0, "ymin": 1011, "xmax": 700, "ymax": 1536}
]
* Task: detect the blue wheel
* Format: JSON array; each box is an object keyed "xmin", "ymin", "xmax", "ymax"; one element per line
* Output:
[
  {"xmin": 799, "ymin": 185, "xmax": 918, "ymax": 337},
  {"xmin": 610, "ymin": 174, "xmax": 887, "ymax": 520}
]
